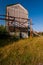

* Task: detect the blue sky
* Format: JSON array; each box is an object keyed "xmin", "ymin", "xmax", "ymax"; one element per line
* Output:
[{"xmin": 0, "ymin": 0, "xmax": 43, "ymax": 32}]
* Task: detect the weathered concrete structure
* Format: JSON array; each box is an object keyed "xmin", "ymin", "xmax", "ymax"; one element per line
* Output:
[{"xmin": 6, "ymin": 4, "xmax": 29, "ymax": 38}]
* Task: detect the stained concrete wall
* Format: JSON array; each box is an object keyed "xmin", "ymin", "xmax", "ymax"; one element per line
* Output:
[{"xmin": 6, "ymin": 4, "xmax": 29, "ymax": 38}]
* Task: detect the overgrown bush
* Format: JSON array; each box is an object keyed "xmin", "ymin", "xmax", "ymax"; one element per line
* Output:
[{"xmin": 0, "ymin": 25, "xmax": 10, "ymax": 39}]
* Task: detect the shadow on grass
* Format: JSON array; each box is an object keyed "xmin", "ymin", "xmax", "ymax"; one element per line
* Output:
[{"xmin": 0, "ymin": 34, "xmax": 20, "ymax": 47}]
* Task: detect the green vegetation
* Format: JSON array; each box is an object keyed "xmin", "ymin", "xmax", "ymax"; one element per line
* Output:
[
  {"xmin": 0, "ymin": 36, "xmax": 43, "ymax": 65},
  {"xmin": 0, "ymin": 25, "xmax": 9, "ymax": 39},
  {"xmin": 0, "ymin": 25, "xmax": 6, "ymax": 33}
]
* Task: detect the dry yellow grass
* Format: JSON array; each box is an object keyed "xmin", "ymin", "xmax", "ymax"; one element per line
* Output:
[{"xmin": 0, "ymin": 36, "xmax": 43, "ymax": 65}]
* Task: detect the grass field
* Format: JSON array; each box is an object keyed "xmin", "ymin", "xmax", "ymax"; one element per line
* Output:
[{"xmin": 0, "ymin": 36, "xmax": 43, "ymax": 65}]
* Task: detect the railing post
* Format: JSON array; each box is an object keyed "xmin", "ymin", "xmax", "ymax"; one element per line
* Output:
[{"xmin": 30, "ymin": 19, "xmax": 32, "ymax": 38}]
